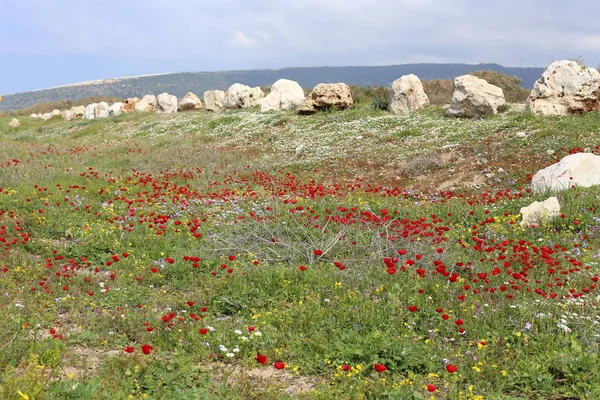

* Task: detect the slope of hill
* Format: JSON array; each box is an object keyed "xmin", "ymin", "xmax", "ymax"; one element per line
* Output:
[{"xmin": 0, "ymin": 63, "xmax": 544, "ymax": 112}]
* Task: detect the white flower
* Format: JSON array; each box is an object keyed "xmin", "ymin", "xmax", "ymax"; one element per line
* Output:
[
  {"xmin": 234, "ymin": 329, "xmax": 242, "ymax": 335},
  {"xmin": 218, "ymin": 345, "xmax": 228, "ymax": 352},
  {"xmin": 233, "ymin": 348, "xmax": 240, "ymax": 353},
  {"xmin": 254, "ymin": 331, "xmax": 262, "ymax": 337},
  {"xmin": 207, "ymin": 325, "xmax": 216, "ymax": 332},
  {"xmin": 226, "ymin": 353, "xmax": 235, "ymax": 358},
  {"xmin": 557, "ymin": 323, "xmax": 571, "ymax": 333},
  {"xmin": 240, "ymin": 336, "xmax": 249, "ymax": 341}
]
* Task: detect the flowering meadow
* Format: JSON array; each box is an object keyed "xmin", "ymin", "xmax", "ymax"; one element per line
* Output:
[{"xmin": 1, "ymin": 107, "xmax": 600, "ymax": 399}]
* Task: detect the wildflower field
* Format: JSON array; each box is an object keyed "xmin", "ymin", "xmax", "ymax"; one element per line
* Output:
[{"xmin": 1, "ymin": 106, "xmax": 600, "ymax": 399}]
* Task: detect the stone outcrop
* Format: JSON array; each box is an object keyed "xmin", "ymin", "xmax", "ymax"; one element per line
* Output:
[
  {"xmin": 96, "ymin": 102, "xmax": 109, "ymax": 118},
  {"xmin": 204, "ymin": 90, "xmax": 225, "ymax": 112},
  {"xmin": 178, "ymin": 92, "xmax": 203, "ymax": 111},
  {"xmin": 259, "ymin": 79, "xmax": 305, "ymax": 112},
  {"xmin": 223, "ymin": 84, "xmax": 264, "ymax": 109},
  {"xmin": 123, "ymin": 98, "xmax": 140, "ymax": 113},
  {"xmin": 108, "ymin": 102, "xmax": 124, "ymax": 117},
  {"xmin": 446, "ymin": 75, "xmax": 506, "ymax": 118},
  {"xmin": 387, "ymin": 74, "xmax": 430, "ymax": 115},
  {"xmin": 532, "ymin": 153, "xmax": 600, "ymax": 192},
  {"xmin": 83, "ymin": 103, "xmax": 98, "ymax": 119},
  {"xmin": 298, "ymin": 83, "xmax": 353, "ymax": 114},
  {"xmin": 135, "ymin": 95, "xmax": 157, "ymax": 112},
  {"xmin": 156, "ymin": 93, "xmax": 178, "ymax": 114},
  {"xmin": 527, "ymin": 60, "xmax": 600, "ymax": 116},
  {"xmin": 520, "ymin": 197, "xmax": 561, "ymax": 228}
]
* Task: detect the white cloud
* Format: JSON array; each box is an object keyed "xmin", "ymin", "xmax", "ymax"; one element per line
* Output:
[{"xmin": 228, "ymin": 31, "xmax": 260, "ymax": 47}]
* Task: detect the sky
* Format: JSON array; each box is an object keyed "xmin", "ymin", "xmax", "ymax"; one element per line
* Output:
[{"xmin": 1, "ymin": 0, "xmax": 599, "ymax": 94}]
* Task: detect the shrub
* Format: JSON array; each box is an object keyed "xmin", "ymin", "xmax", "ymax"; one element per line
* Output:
[
  {"xmin": 350, "ymin": 85, "xmax": 389, "ymax": 106},
  {"xmin": 370, "ymin": 96, "xmax": 388, "ymax": 111},
  {"xmin": 421, "ymin": 79, "xmax": 454, "ymax": 106},
  {"xmin": 469, "ymin": 70, "xmax": 529, "ymax": 103}
]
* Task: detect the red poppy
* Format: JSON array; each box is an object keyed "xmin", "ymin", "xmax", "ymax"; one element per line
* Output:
[
  {"xmin": 248, "ymin": 326, "xmax": 256, "ymax": 332},
  {"xmin": 298, "ymin": 265, "xmax": 307, "ymax": 271},
  {"xmin": 407, "ymin": 305, "xmax": 418, "ymax": 312},
  {"xmin": 427, "ymin": 384, "xmax": 437, "ymax": 392},
  {"xmin": 374, "ymin": 364, "xmax": 388, "ymax": 372},
  {"xmin": 255, "ymin": 354, "xmax": 268, "ymax": 364},
  {"xmin": 199, "ymin": 328, "xmax": 208, "ymax": 335},
  {"xmin": 341, "ymin": 365, "xmax": 351, "ymax": 371},
  {"xmin": 387, "ymin": 267, "xmax": 397, "ymax": 275},
  {"xmin": 228, "ymin": 255, "xmax": 236, "ymax": 261},
  {"xmin": 273, "ymin": 362, "xmax": 285, "ymax": 370},
  {"xmin": 124, "ymin": 346, "xmax": 135, "ymax": 353},
  {"xmin": 313, "ymin": 249, "xmax": 323, "ymax": 256},
  {"xmin": 151, "ymin": 267, "xmax": 158, "ymax": 273},
  {"xmin": 446, "ymin": 364, "xmax": 457, "ymax": 373},
  {"xmin": 142, "ymin": 344, "xmax": 153, "ymax": 355},
  {"xmin": 455, "ymin": 319, "xmax": 464, "ymax": 326},
  {"xmin": 187, "ymin": 301, "xmax": 195, "ymax": 307}
]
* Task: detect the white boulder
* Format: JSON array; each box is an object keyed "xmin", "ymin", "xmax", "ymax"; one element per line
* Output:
[
  {"xmin": 259, "ymin": 79, "xmax": 305, "ymax": 112},
  {"xmin": 520, "ymin": 197, "xmax": 561, "ymax": 228},
  {"xmin": 8, "ymin": 118, "xmax": 20, "ymax": 127},
  {"xmin": 96, "ymin": 102, "xmax": 109, "ymax": 118},
  {"xmin": 446, "ymin": 75, "xmax": 506, "ymax": 118},
  {"xmin": 387, "ymin": 74, "xmax": 430, "ymax": 115},
  {"xmin": 52, "ymin": 109, "xmax": 60, "ymax": 116},
  {"xmin": 178, "ymin": 92, "xmax": 203, "ymax": 111},
  {"xmin": 108, "ymin": 102, "xmax": 124, "ymax": 117},
  {"xmin": 527, "ymin": 60, "xmax": 600, "ymax": 116},
  {"xmin": 223, "ymin": 83, "xmax": 264, "ymax": 109},
  {"xmin": 123, "ymin": 98, "xmax": 140, "ymax": 113},
  {"xmin": 71, "ymin": 106, "xmax": 85, "ymax": 119},
  {"xmin": 83, "ymin": 103, "xmax": 97, "ymax": 119},
  {"xmin": 532, "ymin": 153, "xmax": 600, "ymax": 192},
  {"xmin": 156, "ymin": 93, "xmax": 178, "ymax": 114},
  {"xmin": 298, "ymin": 83, "xmax": 353, "ymax": 114},
  {"xmin": 135, "ymin": 95, "xmax": 157, "ymax": 112},
  {"xmin": 204, "ymin": 90, "xmax": 225, "ymax": 112}
]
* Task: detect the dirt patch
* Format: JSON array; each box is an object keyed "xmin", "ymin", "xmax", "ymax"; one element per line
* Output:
[
  {"xmin": 205, "ymin": 362, "xmax": 317, "ymax": 396},
  {"xmin": 57, "ymin": 347, "xmax": 121, "ymax": 381}
]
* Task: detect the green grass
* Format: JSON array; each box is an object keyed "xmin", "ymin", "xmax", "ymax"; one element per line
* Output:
[{"xmin": 1, "ymin": 108, "xmax": 600, "ymax": 399}]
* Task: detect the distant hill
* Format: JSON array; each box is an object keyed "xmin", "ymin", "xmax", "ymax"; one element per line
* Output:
[{"xmin": 0, "ymin": 63, "xmax": 544, "ymax": 112}]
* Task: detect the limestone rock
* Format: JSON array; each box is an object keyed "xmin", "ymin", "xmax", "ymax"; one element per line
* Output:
[
  {"xmin": 108, "ymin": 102, "xmax": 124, "ymax": 117},
  {"xmin": 83, "ymin": 103, "xmax": 98, "ymax": 119},
  {"xmin": 178, "ymin": 92, "xmax": 203, "ymax": 111},
  {"xmin": 204, "ymin": 90, "xmax": 225, "ymax": 112},
  {"xmin": 223, "ymin": 84, "xmax": 264, "ymax": 109},
  {"xmin": 71, "ymin": 106, "xmax": 85, "ymax": 119},
  {"xmin": 135, "ymin": 95, "xmax": 157, "ymax": 112},
  {"xmin": 298, "ymin": 83, "xmax": 353, "ymax": 114},
  {"xmin": 259, "ymin": 79, "xmax": 305, "ymax": 112},
  {"xmin": 8, "ymin": 118, "xmax": 20, "ymax": 127},
  {"xmin": 123, "ymin": 98, "xmax": 140, "ymax": 113},
  {"xmin": 387, "ymin": 74, "xmax": 429, "ymax": 115},
  {"xmin": 532, "ymin": 153, "xmax": 600, "ymax": 192},
  {"xmin": 527, "ymin": 60, "xmax": 600, "ymax": 116},
  {"xmin": 446, "ymin": 75, "xmax": 506, "ymax": 118},
  {"xmin": 42, "ymin": 113, "xmax": 54, "ymax": 120},
  {"xmin": 520, "ymin": 197, "xmax": 561, "ymax": 228},
  {"xmin": 156, "ymin": 93, "xmax": 178, "ymax": 114},
  {"xmin": 52, "ymin": 109, "xmax": 60, "ymax": 116},
  {"xmin": 30, "ymin": 113, "xmax": 39, "ymax": 118},
  {"xmin": 96, "ymin": 102, "xmax": 109, "ymax": 118}
]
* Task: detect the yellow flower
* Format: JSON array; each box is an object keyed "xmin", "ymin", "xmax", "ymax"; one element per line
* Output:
[{"xmin": 17, "ymin": 391, "xmax": 29, "ymax": 400}]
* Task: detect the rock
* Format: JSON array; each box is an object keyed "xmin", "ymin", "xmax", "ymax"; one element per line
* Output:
[
  {"xmin": 96, "ymin": 102, "xmax": 109, "ymax": 118},
  {"xmin": 83, "ymin": 103, "xmax": 98, "ymax": 119},
  {"xmin": 30, "ymin": 113, "xmax": 38, "ymax": 118},
  {"xmin": 298, "ymin": 83, "xmax": 353, "ymax": 114},
  {"xmin": 507, "ymin": 103, "xmax": 527, "ymax": 113},
  {"xmin": 223, "ymin": 84, "xmax": 264, "ymax": 109},
  {"xmin": 387, "ymin": 74, "xmax": 429, "ymax": 115},
  {"xmin": 71, "ymin": 106, "xmax": 85, "ymax": 119},
  {"xmin": 8, "ymin": 118, "xmax": 20, "ymax": 127},
  {"xmin": 41, "ymin": 113, "xmax": 54, "ymax": 121},
  {"xmin": 204, "ymin": 90, "xmax": 226, "ymax": 112},
  {"xmin": 108, "ymin": 102, "xmax": 124, "ymax": 117},
  {"xmin": 259, "ymin": 79, "xmax": 305, "ymax": 112},
  {"xmin": 123, "ymin": 98, "xmax": 140, "ymax": 113},
  {"xmin": 60, "ymin": 109, "xmax": 73, "ymax": 120},
  {"xmin": 52, "ymin": 109, "xmax": 61, "ymax": 116},
  {"xmin": 520, "ymin": 197, "xmax": 561, "ymax": 228},
  {"xmin": 446, "ymin": 75, "xmax": 506, "ymax": 118},
  {"xmin": 178, "ymin": 92, "xmax": 203, "ymax": 111},
  {"xmin": 532, "ymin": 153, "xmax": 600, "ymax": 192},
  {"xmin": 135, "ymin": 95, "xmax": 157, "ymax": 112},
  {"xmin": 156, "ymin": 93, "xmax": 178, "ymax": 114},
  {"xmin": 527, "ymin": 60, "xmax": 600, "ymax": 116}
]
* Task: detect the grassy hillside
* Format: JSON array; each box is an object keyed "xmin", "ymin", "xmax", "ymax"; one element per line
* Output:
[
  {"xmin": 1, "ymin": 105, "xmax": 600, "ymax": 399},
  {"xmin": 0, "ymin": 63, "xmax": 544, "ymax": 112}
]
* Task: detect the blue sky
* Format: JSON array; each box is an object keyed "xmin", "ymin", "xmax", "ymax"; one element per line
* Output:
[{"xmin": 1, "ymin": 0, "xmax": 599, "ymax": 94}]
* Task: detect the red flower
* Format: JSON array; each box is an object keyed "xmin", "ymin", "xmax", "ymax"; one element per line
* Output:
[
  {"xmin": 446, "ymin": 364, "xmax": 458, "ymax": 373},
  {"xmin": 455, "ymin": 319, "xmax": 464, "ymax": 326},
  {"xmin": 374, "ymin": 364, "xmax": 388, "ymax": 372},
  {"xmin": 341, "ymin": 365, "xmax": 351, "ymax": 371},
  {"xmin": 165, "ymin": 258, "xmax": 175, "ymax": 264},
  {"xmin": 273, "ymin": 362, "xmax": 285, "ymax": 370},
  {"xmin": 142, "ymin": 344, "xmax": 153, "ymax": 355},
  {"xmin": 407, "ymin": 305, "xmax": 418, "ymax": 312},
  {"xmin": 427, "ymin": 384, "xmax": 437, "ymax": 392},
  {"xmin": 248, "ymin": 326, "xmax": 256, "ymax": 332},
  {"xmin": 255, "ymin": 354, "xmax": 268, "ymax": 364},
  {"xmin": 124, "ymin": 346, "xmax": 135, "ymax": 353},
  {"xmin": 151, "ymin": 267, "xmax": 158, "ymax": 273},
  {"xmin": 313, "ymin": 249, "xmax": 323, "ymax": 256},
  {"xmin": 228, "ymin": 255, "xmax": 236, "ymax": 261},
  {"xmin": 442, "ymin": 314, "xmax": 449, "ymax": 320},
  {"xmin": 298, "ymin": 265, "xmax": 307, "ymax": 271},
  {"xmin": 199, "ymin": 328, "xmax": 208, "ymax": 335},
  {"xmin": 187, "ymin": 301, "xmax": 195, "ymax": 307},
  {"xmin": 387, "ymin": 267, "xmax": 397, "ymax": 275}
]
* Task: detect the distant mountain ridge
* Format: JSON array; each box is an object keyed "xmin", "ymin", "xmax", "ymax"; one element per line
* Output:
[{"xmin": 0, "ymin": 63, "xmax": 544, "ymax": 111}]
